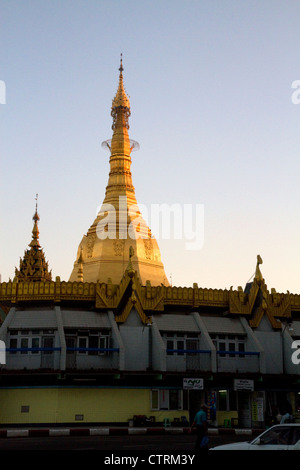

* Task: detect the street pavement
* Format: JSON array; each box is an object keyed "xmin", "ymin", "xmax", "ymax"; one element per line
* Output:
[{"xmin": 0, "ymin": 431, "xmax": 250, "ymax": 451}]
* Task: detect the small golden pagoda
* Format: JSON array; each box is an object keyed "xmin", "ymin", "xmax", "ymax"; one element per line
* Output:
[
  {"xmin": 69, "ymin": 57, "xmax": 169, "ymax": 286},
  {"xmin": 14, "ymin": 196, "xmax": 52, "ymax": 282}
]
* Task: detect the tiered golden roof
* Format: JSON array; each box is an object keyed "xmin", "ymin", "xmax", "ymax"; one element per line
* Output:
[{"xmin": 0, "ymin": 255, "xmax": 297, "ymax": 330}]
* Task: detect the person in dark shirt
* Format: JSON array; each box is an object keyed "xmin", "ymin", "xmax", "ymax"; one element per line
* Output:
[{"xmin": 191, "ymin": 404, "xmax": 208, "ymax": 450}]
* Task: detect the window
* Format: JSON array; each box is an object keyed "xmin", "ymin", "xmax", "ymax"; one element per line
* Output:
[
  {"xmin": 166, "ymin": 340, "xmax": 174, "ymax": 355},
  {"xmin": 211, "ymin": 334, "xmax": 246, "ymax": 357},
  {"xmin": 78, "ymin": 337, "xmax": 87, "ymax": 353},
  {"xmin": 20, "ymin": 337, "xmax": 28, "ymax": 354},
  {"xmin": 229, "ymin": 342, "xmax": 235, "ymax": 356},
  {"xmin": 163, "ymin": 333, "xmax": 200, "ymax": 356},
  {"xmin": 31, "ymin": 337, "xmax": 40, "ymax": 354},
  {"xmin": 8, "ymin": 330, "xmax": 43, "ymax": 355},
  {"xmin": 99, "ymin": 336, "xmax": 109, "ymax": 354},
  {"xmin": 89, "ymin": 335, "xmax": 99, "ymax": 356},
  {"xmin": 177, "ymin": 340, "xmax": 184, "ymax": 356},
  {"xmin": 9, "ymin": 338, "xmax": 17, "ymax": 354},
  {"xmin": 77, "ymin": 330, "xmax": 111, "ymax": 355},
  {"xmin": 238, "ymin": 342, "xmax": 245, "ymax": 358},
  {"xmin": 150, "ymin": 389, "xmax": 183, "ymax": 410},
  {"xmin": 259, "ymin": 427, "xmax": 291, "ymax": 445},
  {"xmin": 218, "ymin": 342, "xmax": 226, "ymax": 357}
]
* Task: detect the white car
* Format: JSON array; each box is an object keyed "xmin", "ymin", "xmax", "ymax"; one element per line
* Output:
[{"xmin": 210, "ymin": 424, "xmax": 300, "ymax": 450}]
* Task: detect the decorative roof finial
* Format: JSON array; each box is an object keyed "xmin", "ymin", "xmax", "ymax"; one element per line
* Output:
[
  {"xmin": 255, "ymin": 254, "xmax": 263, "ymax": 282},
  {"xmin": 111, "ymin": 54, "xmax": 130, "ymax": 128},
  {"xmin": 30, "ymin": 194, "xmax": 41, "ymax": 249},
  {"xmin": 14, "ymin": 195, "xmax": 52, "ymax": 282},
  {"xmin": 119, "ymin": 53, "xmax": 124, "ymax": 73},
  {"xmin": 33, "ymin": 193, "xmax": 40, "ymax": 223}
]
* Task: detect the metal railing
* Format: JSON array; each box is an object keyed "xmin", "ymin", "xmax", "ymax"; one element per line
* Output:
[{"xmin": 7, "ymin": 347, "xmax": 119, "ymax": 353}]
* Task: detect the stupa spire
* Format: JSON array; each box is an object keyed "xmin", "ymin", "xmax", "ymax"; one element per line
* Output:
[
  {"xmin": 15, "ymin": 196, "xmax": 52, "ymax": 282},
  {"xmin": 111, "ymin": 53, "xmax": 130, "ymax": 112},
  {"xmin": 103, "ymin": 55, "xmax": 137, "ymax": 207},
  {"xmin": 69, "ymin": 58, "xmax": 169, "ymax": 286},
  {"xmin": 29, "ymin": 194, "xmax": 41, "ymax": 249}
]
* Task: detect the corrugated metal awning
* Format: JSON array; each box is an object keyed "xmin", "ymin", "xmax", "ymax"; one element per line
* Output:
[
  {"xmin": 201, "ymin": 315, "xmax": 245, "ymax": 334},
  {"xmin": 9, "ymin": 309, "xmax": 57, "ymax": 329},
  {"xmin": 61, "ymin": 310, "xmax": 111, "ymax": 329},
  {"xmin": 154, "ymin": 314, "xmax": 200, "ymax": 332}
]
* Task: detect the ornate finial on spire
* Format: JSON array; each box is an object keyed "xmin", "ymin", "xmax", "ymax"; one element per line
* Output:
[
  {"xmin": 112, "ymin": 54, "xmax": 130, "ymax": 118},
  {"xmin": 30, "ymin": 193, "xmax": 41, "ymax": 249},
  {"xmin": 119, "ymin": 53, "xmax": 124, "ymax": 73},
  {"xmin": 33, "ymin": 193, "xmax": 40, "ymax": 223}
]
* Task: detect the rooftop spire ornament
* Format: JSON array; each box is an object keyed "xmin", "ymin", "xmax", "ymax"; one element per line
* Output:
[{"xmin": 15, "ymin": 196, "xmax": 52, "ymax": 282}]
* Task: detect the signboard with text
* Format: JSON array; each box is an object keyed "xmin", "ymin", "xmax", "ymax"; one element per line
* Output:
[
  {"xmin": 183, "ymin": 378, "xmax": 204, "ymax": 390},
  {"xmin": 252, "ymin": 397, "xmax": 264, "ymax": 422},
  {"xmin": 234, "ymin": 379, "xmax": 254, "ymax": 391}
]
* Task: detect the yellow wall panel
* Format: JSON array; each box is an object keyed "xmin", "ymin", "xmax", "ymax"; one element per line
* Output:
[
  {"xmin": 0, "ymin": 387, "xmax": 189, "ymax": 425},
  {"xmin": 55, "ymin": 388, "xmax": 150, "ymax": 423},
  {"xmin": 0, "ymin": 388, "xmax": 59, "ymax": 424}
]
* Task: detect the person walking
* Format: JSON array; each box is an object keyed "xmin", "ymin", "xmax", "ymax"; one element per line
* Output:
[{"xmin": 191, "ymin": 404, "xmax": 208, "ymax": 450}]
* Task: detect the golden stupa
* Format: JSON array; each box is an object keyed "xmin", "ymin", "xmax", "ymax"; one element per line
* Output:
[{"xmin": 69, "ymin": 57, "xmax": 169, "ymax": 286}]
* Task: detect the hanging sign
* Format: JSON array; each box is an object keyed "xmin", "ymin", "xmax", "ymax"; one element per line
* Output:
[
  {"xmin": 183, "ymin": 378, "xmax": 204, "ymax": 390},
  {"xmin": 234, "ymin": 379, "xmax": 254, "ymax": 391}
]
